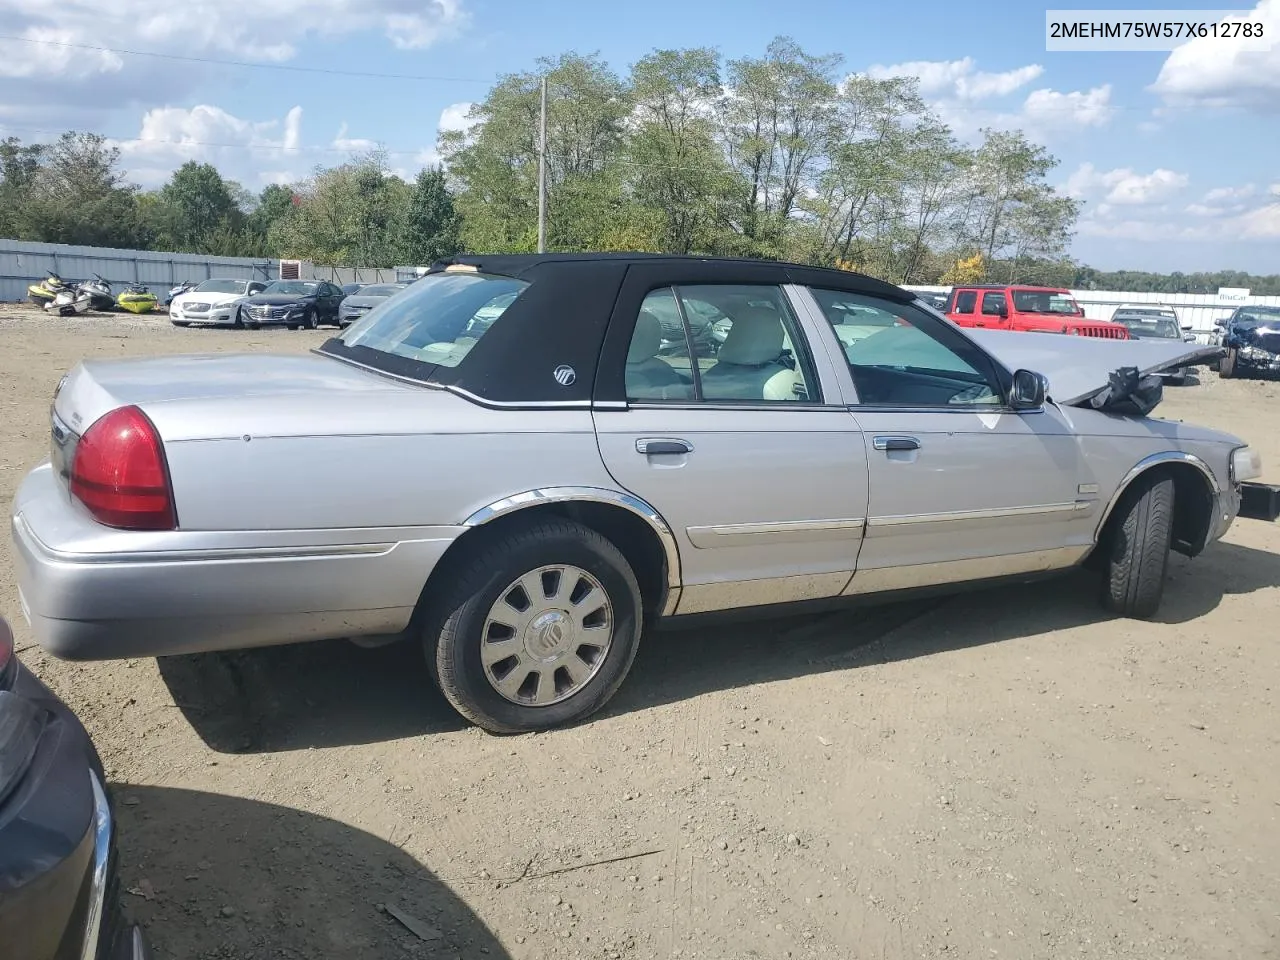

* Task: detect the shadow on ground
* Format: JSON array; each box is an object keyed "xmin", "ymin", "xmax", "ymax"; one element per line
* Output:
[
  {"xmin": 158, "ymin": 540, "xmax": 1280, "ymax": 752},
  {"xmin": 113, "ymin": 785, "xmax": 508, "ymax": 960}
]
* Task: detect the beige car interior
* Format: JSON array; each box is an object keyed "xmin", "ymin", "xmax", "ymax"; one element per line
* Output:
[{"xmin": 625, "ymin": 301, "xmax": 809, "ymax": 402}]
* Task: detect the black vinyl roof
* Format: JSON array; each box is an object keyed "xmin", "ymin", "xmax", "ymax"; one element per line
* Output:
[
  {"xmin": 323, "ymin": 252, "xmax": 920, "ymax": 407},
  {"xmin": 426, "ymin": 252, "xmax": 912, "ymax": 300}
]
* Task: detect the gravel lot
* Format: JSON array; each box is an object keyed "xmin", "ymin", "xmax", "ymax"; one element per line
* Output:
[{"xmin": 3, "ymin": 304, "xmax": 1279, "ymax": 960}]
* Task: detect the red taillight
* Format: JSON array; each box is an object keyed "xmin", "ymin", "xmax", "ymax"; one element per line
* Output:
[{"xmin": 69, "ymin": 405, "xmax": 177, "ymax": 530}]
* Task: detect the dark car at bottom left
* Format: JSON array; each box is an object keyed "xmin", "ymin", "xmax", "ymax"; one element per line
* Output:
[{"xmin": 0, "ymin": 614, "xmax": 151, "ymax": 960}]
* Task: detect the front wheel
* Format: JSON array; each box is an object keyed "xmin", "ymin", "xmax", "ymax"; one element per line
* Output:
[
  {"xmin": 302, "ymin": 307, "xmax": 318, "ymax": 330},
  {"xmin": 1219, "ymin": 348, "xmax": 1236, "ymax": 378},
  {"xmin": 426, "ymin": 519, "xmax": 643, "ymax": 734},
  {"xmin": 233, "ymin": 307, "xmax": 245, "ymax": 329},
  {"xmin": 1101, "ymin": 472, "xmax": 1174, "ymax": 619}
]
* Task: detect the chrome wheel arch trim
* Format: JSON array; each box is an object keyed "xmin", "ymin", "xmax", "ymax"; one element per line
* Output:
[
  {"xmin": 1093, "ymin": 451, "xmax": 1220, "ymax": 543},
  {"xmin": 462, "ymin": 486, "xmax": 683, "ymax": 616}
]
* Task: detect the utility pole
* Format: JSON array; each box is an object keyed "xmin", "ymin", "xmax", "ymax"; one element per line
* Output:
[{"xmin": 537, "ymin": 76, "xmax": 547, "ymax": 253}]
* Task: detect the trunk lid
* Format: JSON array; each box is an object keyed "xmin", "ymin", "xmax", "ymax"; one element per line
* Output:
[{"xmin": 52, "ymin": 352, "xmax": 412, "ymax": 439}]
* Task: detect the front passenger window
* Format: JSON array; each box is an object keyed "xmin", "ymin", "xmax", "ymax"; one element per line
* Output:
[{"xmin": 809, "ymin": 288, "xmax": 1003, "ymax": 407}]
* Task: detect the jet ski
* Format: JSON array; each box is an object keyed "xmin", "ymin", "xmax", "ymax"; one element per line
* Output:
[
  {"xmin": 27, "ymin": 272, "xmax": 71, "ymax": 308},
  {"xmin": 44, "ymin": 282, "xmax": 93, "ymax": 317},
  {"xmin": 116, "ymin": 284, "xmax": 159, "ymax": 314},
  {"xmin": 162, "ymin": 279, "xmax": 197, "ymax": 308},
  {"xmin": 80, "ymin": 274, "xmax": 116, "ymax": 311}
]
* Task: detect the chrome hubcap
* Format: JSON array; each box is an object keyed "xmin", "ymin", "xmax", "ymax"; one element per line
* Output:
[{"xmin": 481, "ymin": 565, "xmax": 614, "ymax": 707}]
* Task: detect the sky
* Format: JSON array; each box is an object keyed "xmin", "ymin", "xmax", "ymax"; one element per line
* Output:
[{"xmin": 0, "ymin": 0, "xmax": 1277, "ymax": 274}]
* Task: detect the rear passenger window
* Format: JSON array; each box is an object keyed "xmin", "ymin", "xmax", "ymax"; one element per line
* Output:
[
  {"xmin": 952, "ymin": 290, "xmax": 976, "ymax": 313},
  {"xmin": 623, "ymin": 284, "xmax": 819, "ymax": 404}
]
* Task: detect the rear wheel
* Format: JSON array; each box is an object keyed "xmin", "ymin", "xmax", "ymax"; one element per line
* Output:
[
  {"xmin": 1101, "ymin": 472, "xmax": 1174, "ymax": 619},
  {"xmin": 425, "ymin": 519, "xmax": 643, "ymax": 734}
]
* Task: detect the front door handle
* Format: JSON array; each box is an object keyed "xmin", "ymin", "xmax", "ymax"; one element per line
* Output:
[
  {"xmin": 872, "ymin": 435, "xmax": 920, "ymax": 452},
  {"xmin": 636, "ymin": 438, "xmax": 693, "ymax": 455}
]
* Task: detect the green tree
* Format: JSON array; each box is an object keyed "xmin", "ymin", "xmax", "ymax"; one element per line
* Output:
[
  {"xmin": 242, "ymin": 183, "xmax": 297, "ymax": 255},
  {"xmin": 400, "ymin": 166, "xmax": 461, "ymax": 264},
  {"xmin": 627, "ymin": 47, "xmax": 741, "ymax": 254},
  {"xmin": 441, "ymin": 52, "xmax": 631, "ymax": 252},
  {"xmin": 153, "ymin": 161, "xmax": 242, "ymax": 252},
  {"xmin": 719, "ymin": 36, "xmax": 842, "ymax": 252},
  {"xmin": 20, "ymin": 132, "xmax": 147, "ymax": 248},
  {"xmin": 0, "ymin": 137, "xmax": 46, "ymax": 238},
  {"xmin": 270, "ymin": 152, "xmax": 410, "ymax": 266},
  {"xmin": 957, "ymin": 129, "xmax": 1078, "ymax": 279}
]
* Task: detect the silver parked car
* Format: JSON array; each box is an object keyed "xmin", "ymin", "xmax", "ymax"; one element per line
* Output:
[
  {"xmin": 338, "ymin": 282, "xmax": 409, "ymax": 328},
  {"xmin": 12, "ymin": 254, "xmax": 1280, "ymax": 733}
]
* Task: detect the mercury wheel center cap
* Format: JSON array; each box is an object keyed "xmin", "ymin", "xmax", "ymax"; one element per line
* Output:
[{"xmin": 525, "ymin": 610, "xmax": 573, "ymax": 661}]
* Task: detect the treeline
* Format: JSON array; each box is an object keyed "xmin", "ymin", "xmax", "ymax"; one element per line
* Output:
[
  {"xmin": 2, "ymin": 35, "xmax": 1277, "ymax": 294},
  {"xmin": 0, "ymin": 133, "xmax": 460, "ymax": 267}
]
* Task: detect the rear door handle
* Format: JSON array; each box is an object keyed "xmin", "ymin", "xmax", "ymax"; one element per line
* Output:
[
  {"xmin": 636, "ymin": 438, "xmax": 693, "ymax": 455},
  {"xmin": 872, "ymin": 436, "xmax": 920, "ymax": 452}
]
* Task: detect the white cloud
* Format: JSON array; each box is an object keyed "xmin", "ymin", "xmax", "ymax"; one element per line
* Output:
[
  {"xmin": 1150, "ymin": 0, "xmax": 1280, "ymax": 111},
  {"xmin": 1065, "ymin": 162, "xmax": 1189, "ymax": 206},
  {"xmin": 0, "ymin": 0, "xmax": 470, "ymax": 123},
  {"xmin": 112, "ymin": 103, "xmax": 306, "ymax": 187},
  {"xmin": 862, "ymin": 58, "xmax": 1115, "ymax": 143},
  {"xmin": 1019, "ymin": 85, "xmax": 1115, "ymax": 128},
  {"xmin": 864, "ymin": 57, "xmax": 1044, "ymax": 101},
  {"xmin": 332, "ymin": 122, "xmax": 378, "ymax": 154},
  {"xmin": 437, "ymin": 101, "xmax": 477, "ymax": 134},
  {"xmin": 1204, "ymin": 184, "xmax": 1256, "ymax": 203}
]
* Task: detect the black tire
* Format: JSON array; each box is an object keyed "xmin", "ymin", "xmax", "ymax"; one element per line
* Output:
[
  {"xmin": 1102, "ymin": 472, "xmax": 1175, "ymax": 619},
  {"xmin": 302, "ymin": 307, "xmax": 318, "ymax": 330},
  {"xmin": 232, "ymin": 306, "xmax": 245, "ymax": 329},
  {"xmin": 426, "ymin": 519, "xmax": 643, "ymax": 734},
  {"xmin": 1219, "ymin": 348, "xmax": 1236, "ymax": 378}
]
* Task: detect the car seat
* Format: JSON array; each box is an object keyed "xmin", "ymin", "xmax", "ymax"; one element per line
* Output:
[
  {"xmin": 626, "ymin": 309, "xmax": 692, "ymax": 398},
  {"xmin": 699, "ymin": 306, "xmax": 802, "ymax": 401}
]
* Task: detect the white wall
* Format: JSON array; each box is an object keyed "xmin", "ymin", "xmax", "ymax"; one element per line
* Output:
[{"xmin": 904, "ymin": 285, "xmax": 1280, "ymax": 336}]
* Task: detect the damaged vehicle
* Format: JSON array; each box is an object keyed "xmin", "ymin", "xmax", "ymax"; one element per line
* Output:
[
  {"xmin": 12, "ymin": 254, "xmax": 1280, "ymax": 734},
  {"xmin": 1217, "ymin": 305, "xmax": 1280, "ymax": 379}
]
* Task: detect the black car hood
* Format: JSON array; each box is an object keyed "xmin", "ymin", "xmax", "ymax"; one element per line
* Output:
[{"xmin": 243, "ymin": 294, "xmax": 314, "ymax": 306}]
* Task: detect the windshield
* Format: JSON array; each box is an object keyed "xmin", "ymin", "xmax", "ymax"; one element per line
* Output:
[
  {"xmin": 338, "ymin": 272, "xmax": 528, "ymax": 368},
  {"xmin": 1118, "ymin": 317, "xmax": 1180, "ymax": 339},
  {"xmin": 263, "ymin": 280, "xmax": 319, "ymax": 296},
  {"xmin": 355, "ymin": 284, "xmax": 405, "ymax": 297},
  {"xmin": 1119, "ymin": 307, "xmax": 1176, "ymax": 319},
  {"xmin": 1234, "ymin": 308, "xmax": 1280, "ymax": 328},
  {"xmin": 1011, "ymin": 290, "xmax": 1081, "ymax": 315},
  {"xmin": 194, "ymin": 279, "xmax": 247, "ymax": 294}
]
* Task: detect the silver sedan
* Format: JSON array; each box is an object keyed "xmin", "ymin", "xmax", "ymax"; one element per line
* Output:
[{"xmin": 12, "ymin": 254, "xmax": 1280, "ymax": 733}]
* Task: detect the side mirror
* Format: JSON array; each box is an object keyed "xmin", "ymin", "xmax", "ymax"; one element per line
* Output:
[
  {"xmin": 1010, "ymin": 369, "xmax": 1048, "ymax": 410},
  {"xmin": 1215, "ymin": 319, "xmax": 1228, "ymax": 328},
  {"xmin": 997, "ymin": 305, "xmax": 1009, "ymax": 319},
  {"xmin": 1181, "ymin": 324, "xmax": 1192, "ymax": 331}
]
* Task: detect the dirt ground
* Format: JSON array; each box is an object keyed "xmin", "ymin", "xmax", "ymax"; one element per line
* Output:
[{"xmin": 2, "ymin": 303, "xmax": 1279, "ymax": 960}]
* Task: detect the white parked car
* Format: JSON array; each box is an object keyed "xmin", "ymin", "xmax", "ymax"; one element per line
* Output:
[{"xmin": 170, "ymin": 278, "xmax": 268, "ymax": 328}]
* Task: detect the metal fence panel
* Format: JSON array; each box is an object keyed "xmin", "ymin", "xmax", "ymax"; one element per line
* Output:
[{"xmin": 1, "ymin": 238, "xmax": 278, "ymax": 302}]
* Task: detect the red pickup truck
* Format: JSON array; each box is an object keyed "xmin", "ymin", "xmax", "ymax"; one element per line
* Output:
[{"xmin": 945, "ymin": 285, "xmax": 1130, "ymax": 339}]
